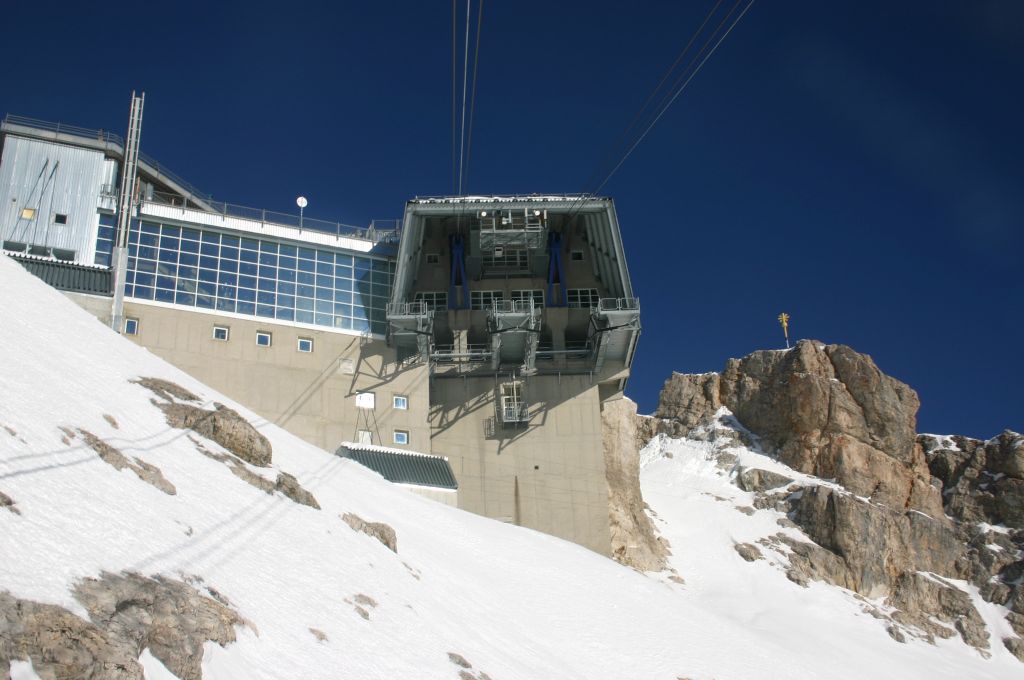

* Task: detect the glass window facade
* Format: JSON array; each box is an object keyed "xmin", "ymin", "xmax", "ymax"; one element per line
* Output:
[{"xmin": 99, "ymin": 219, "xmax": 393, "ymax": 335}]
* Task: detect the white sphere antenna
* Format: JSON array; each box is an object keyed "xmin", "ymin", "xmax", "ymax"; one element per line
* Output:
[{"xmin": 296, "ymin": 196, "xmax": 308, "ymax": 209}]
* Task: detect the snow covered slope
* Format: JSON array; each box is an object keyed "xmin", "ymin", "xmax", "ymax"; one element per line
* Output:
[{"xmin": 0, "ymin": 253, "xmax": 1017, "ymax": 679}]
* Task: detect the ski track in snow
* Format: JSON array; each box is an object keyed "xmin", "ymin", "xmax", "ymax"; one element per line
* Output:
[{"xmin": 0, "ymin": 254, "xmax": 1019, "ymax": 679}]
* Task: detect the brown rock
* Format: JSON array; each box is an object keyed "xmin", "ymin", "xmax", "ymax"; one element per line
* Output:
[
  {"xmin": 602, "ymin": 397, "xmax": 670, "ymax": 571},
  {"xmin": 342, "ymin": 512, "xmax": 398, "ymax": 552},
  {"xmin": 161, "ymin": 402, "xmax": 272, "ymax": 467}
]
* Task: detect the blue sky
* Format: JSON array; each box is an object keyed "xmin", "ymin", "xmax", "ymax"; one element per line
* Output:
[{"xmin": 3, "ymin": 1, "xmax": 1021, "ymax": 437}]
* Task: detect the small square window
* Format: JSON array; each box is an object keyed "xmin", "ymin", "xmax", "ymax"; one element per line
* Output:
[
  {"xmin": 212, "ymin": 326, "xmax": 229, "ymax": 341},
  {"xmin": 53, "ymin": 213, "xmax": 68, "ymax": 225},
  {"xmin": 393, "ymin": 430, "xmax": 409, "ymax": 445},
  {"xmin": 426, "ymin": 253, "xmax": 440, "ymax": 264},
  {"xmin": 124, "ymin": 317, "xmax": 139, "ymax": 335},
  {"xmin": 297, "ymin": 337, "xmax": 313, "ymax": 353},
  {"xmin": 339, "ymin": 358, "xmax": 355, "ymax": 374},
  {"xmin": 570, "ymin": 250, "xmax": 584, "ymax": 261},
  {"xmin": 256, "ymin": 331, "xmax": 272, "ymax": 347},
  {"xmin": 20, "ymin": 208, "xmax": 36, "ymax": 220},
  {"xmin": 393, "ymin": 395, "xmax": 408, "ymax": 410}
]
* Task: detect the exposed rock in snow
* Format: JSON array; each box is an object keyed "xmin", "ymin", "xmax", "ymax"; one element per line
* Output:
[
  {"xmin": 77, "ymin": 428, "xmax": 176, "ymax": 495},
  {"xmin": 601, "ymin": 397, "xmax": 670, "ymax": 571},
  {"xmin": 341, "ymin": 512, "xmax": 397, "ymax": 552},
  {"xmin": 640, "ymin": 341, "xmax": 1024, "ymax": 662},
  {"xmin": 0, "ymin": 490, "xmax": 18, "ymax": 515},
  {"xmin": 0, "ymin": 572, "xmax": 246, "ymax": 680},
  {"xmin": 135, "ymin": 377, "xmax": 273, "ymax": 468}
]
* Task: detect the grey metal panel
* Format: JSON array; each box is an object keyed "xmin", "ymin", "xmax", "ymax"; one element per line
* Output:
[
  {"xmin": 0, "ymin": 136, "xmax": 104, "ymax": 264},
  {"xmin": 337, "ymin": 445, "xmax": 458, "ymax": 490},
  {"xmin": 7, "ymin": 253, "xmax": 113, "ymax": 295}
]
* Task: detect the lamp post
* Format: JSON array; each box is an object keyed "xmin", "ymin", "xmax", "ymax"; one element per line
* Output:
[{"xmin": 296, "ymin": 196, "xmax": 307, "ymax": 230}]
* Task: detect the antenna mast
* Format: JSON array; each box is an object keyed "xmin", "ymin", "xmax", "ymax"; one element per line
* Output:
[{"xmin": 111, "ymin": 91, "xmax": 145, "ymax": 333}]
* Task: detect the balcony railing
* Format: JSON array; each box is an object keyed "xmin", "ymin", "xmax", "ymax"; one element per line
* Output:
[
  {"xmin": 499, "ymin": 401, "xmax": 529, "ymax": 423},
  {"xmin": 387, "ymin": 301, "xmax": 430, "ymax": 317},
  {"xmin": 597, "ymin": 297, "xmax": 640, "ymax": 312}
]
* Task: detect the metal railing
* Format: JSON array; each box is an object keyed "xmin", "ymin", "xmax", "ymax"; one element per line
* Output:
[
  {"xmin": 499, "ymin": 401, "xmax": 530, "ymax": 423},
  {"xmin": 143, "ymin": 190, "xmax": 401, "ymax": 244},
  {"xmin": 387, "ymin": 301, "xmax": 429, "ymax": 317},
  {"xmin": 597, "ymin": 297, "xmax": 640, "ymax": 312},
  {"xmin": 490, "ymin": 299, "xmax": 537, "ymax": 315}
]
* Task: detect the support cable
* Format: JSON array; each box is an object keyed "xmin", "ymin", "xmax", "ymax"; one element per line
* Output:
[
  {"xmin": 457, "ymin": 0, "xmax": 471, "ymax": 196},
  {"xmin": 461, "ymin": 0, "xmax": 484, "ymax": 196},
  {"xmin": 565, "ymin": 0, "xmax": 755, "ymax": 222}
]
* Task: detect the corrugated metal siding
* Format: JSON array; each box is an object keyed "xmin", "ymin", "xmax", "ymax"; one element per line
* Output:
[
  {"xmin": 337, "ymin": 445, "xmax": 458, "ymax": 490},
  {"xmin": 7, "ymin": 253, "xmax": 113, "ymax": 295},
  {"xmin": 0, "ymin": 136, "xmax": 108, "ymax": 264}
]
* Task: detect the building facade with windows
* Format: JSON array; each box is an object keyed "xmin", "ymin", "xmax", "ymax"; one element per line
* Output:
[{"xmin": 0, "ymin": 114, "xmax": 640, "ymax": 556}]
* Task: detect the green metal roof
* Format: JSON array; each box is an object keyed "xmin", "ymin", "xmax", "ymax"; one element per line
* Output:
[
  {"xmin": 7, "ymin": 253, "xmax": 112, "ymax": 296},
  {"xmin": 337, "ymin": 443, "xmax": 458, "ymax": 490}
]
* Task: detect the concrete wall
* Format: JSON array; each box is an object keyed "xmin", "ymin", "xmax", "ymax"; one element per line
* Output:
[
  {"xmin": 429, "ymin": 373, "xmax": 612, "ymax": 555},
  {"xmin": 114, "ymin": 301, "xmax": 431, "ymax": 454}
]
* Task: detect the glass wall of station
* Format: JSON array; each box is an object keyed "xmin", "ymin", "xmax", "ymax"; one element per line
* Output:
[{"xmin": 96, "ymin": 219, "xmax": 392, "ymax": 335}]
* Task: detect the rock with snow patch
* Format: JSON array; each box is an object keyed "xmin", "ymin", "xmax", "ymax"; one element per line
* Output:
[{"xmin": 735, "ymin": 467, "xmax": 793, "ymax": 492}]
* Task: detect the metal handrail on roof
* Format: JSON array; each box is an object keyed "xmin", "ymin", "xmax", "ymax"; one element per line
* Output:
[{"xmin": 144, "ymin": 191, "xmax": 402, "ymax": 244}]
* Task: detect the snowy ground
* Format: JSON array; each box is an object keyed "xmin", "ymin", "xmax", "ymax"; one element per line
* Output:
[{"xmin": 0, "ymin": 253, "xmax": 1019, "ymax": 679}]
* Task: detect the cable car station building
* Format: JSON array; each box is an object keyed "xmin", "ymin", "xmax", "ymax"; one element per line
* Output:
[{"xmin": 0, "ymin": 112, "xmax": 641, "ymax": 555}]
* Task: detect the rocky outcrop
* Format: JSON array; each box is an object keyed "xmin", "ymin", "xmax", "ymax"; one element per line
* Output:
[
  {"xmin": 162, "ymin": 402, "xmax": 272, "ymax": 467},
  {"xmin": 134, "ymin": 376, "xmax": 272, "ymax": 467},
  {"xmin": 651, "ymin": 340, "xmax": 942, "ymax": 517},
  {"xmin": 921, "ymin": 431, "xmax": 1024, "ymax": 527},
  {"xmin": 641, "ymin": 340, "xmax": 1024, "ymax": 658},
  {"xmin": 1, "ymin": 572, "xmax": 247, "ymax": 680},
  {"xmin": 602, "ymin": 398, "xmax": 670, "ymax": 572}
]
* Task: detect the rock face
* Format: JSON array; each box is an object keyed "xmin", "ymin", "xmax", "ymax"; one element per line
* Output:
[
  {"xmin": 922, "ymin": 431, "xmax": 1024, "ymax": 527},
  {"xmin": 653, "ymin": 340, "xmax": 942, "ymax": 517},
  {"xmin": 601, "ymin": 397, "xmax": 670, "ymax": 572},
  {"xmin": 0, "ymin": 572, "xmax": 246, "ymax": 680},
  {"xmin": 642, "ymin": 340, "xmax": 1024, "ymax": 658}
]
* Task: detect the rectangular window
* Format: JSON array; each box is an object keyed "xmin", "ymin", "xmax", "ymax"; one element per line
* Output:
[
  {"xmin": 425, "ymin": 253, "xmax": 440, "ymax": 264},
  {"xmin": 470, "ymin": 290, "xmax": 504, "ymax": 310},
  {"xmin": 483, "ymin": 248, "xmax": 528, "ymax": 270},
  {"xmin": 393, "ymin": 395, "xmax": 408, "ymax": 410},
  {"xmin": 567, "ymin": 288, "xmax": 600, "ymax": 309},
  {"xmin": 20, "ymin": 208, "xmax": 36, "ymax": 220},
  {"xmin": 212, "ymin": 325, "xmax": 229, "ymax": 341},
  {"xmin": 256, "ymin": 331, "xmax": 272, "ymax": 347},
  {"xmin": 297, "ymin": 337, "xmax": 313, "ymax": 353},
  {"xmin": 413, "ymin": 291, "xmax": 448, "ymax": 311},
  {"xmin": 511, "ymin": 290, "xmax": 544, "ymax": 308},
  {"xmin": 570, "ymin": 249, "xmax": 584, "ymax": 261},
  {"xmin": 53, "ymin": 213, "xmax": 68, "ymax": 225},
  {"xmin": 124, "ymin": 317, "xmax": 139, "ymax": 335},
  {"xmin": 393, "ymin": 430, "xmax": 409, "ymax": 445}
]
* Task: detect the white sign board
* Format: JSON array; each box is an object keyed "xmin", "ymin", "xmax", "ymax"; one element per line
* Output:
[{"xmin": 355, "ymin": 392, "xmax": 375, "ymax": 410}]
